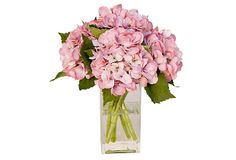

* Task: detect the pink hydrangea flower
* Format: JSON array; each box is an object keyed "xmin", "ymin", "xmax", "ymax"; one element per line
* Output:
[
  {"xmin": 96, "ymin": 4, "xmax": 153, "ymax": 33},
  {"xmin": 59, "ymin": 25, "xmax": 92, "ymax": 80},
  {"xmin": 91, "ymin": 27, "xmax": 158, "ymax": 95},
  {"xmin": 145, "ymin": 29, "xmax": 183, "ymax": 81},
  {"xmin": 57, "ymin": 4, "xmax": 183, "ymax": 96}
]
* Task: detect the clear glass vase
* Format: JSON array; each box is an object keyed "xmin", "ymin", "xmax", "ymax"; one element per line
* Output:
[{"xmin": 100, "ymin": 87, "xmax": 141, "ymax": 154}]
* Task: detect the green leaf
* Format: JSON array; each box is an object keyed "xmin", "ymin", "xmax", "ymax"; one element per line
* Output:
[
  {"xmin": 80, "ymin": 52, "xmax": 91, "ymax": 67},
  {"xmin": 88, "ymin": 26, "xmax": 107, "ymax": 39},
  {"xmin": 84, "ymin": 49, "xmax": 93, "ymax": 57},
  {"xmin": 50, "ymin": 71, "xmax": 66, "ymax": 82},
  {"xmin": 80, "ymin": 34, "xmax": 94, "ymax": 67},
  {"xmin": 58, "ymin": 32, "xmax": 70, "ymax": 43},
  {"xmin": 81, "ymin": 34, "xmax": 94, "ymax": 50},
  {"xmin": 102, "ymin": 89, "xmax": 116, "ymax": 106},
  {"xmin": 79, "ymin": 77, "xmax": 95, "ymax": 90},
  {"xmin": 145, "ymin": 73, "xmax": 175, "ymax": 103}
]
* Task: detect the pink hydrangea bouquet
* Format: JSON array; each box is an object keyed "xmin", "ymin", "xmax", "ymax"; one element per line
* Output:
[{"xmin": 51, "ymin": 4, "xmax": 182, "ymax": 153}]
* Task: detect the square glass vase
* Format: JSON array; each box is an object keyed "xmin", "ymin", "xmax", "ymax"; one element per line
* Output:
[{"xmin": 100, "ymin": 87, "xmax": 141, "ymax": 154}]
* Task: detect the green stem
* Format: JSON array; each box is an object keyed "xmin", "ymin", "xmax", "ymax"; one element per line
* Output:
[
  {"xmin": 106, "ymin": 101, "xmax": 114, "ymax": 138},
  {"xmin": 110, "ymin": 100, "xmax": 117, "ymax": 142},
  {"xmin": 111, "ymin": 124, "xmax": 116, "ymax": 142},
  {"xmin": 105, "ymin": 94, "xmax": 127, "ymax": 143},
  {"xmin": 121, "ymin": 103, "xmax": 137, "ymax": 141},
  {"xmin": 120, "ymin": 113, "xmax": 131, "ymax": 139}
]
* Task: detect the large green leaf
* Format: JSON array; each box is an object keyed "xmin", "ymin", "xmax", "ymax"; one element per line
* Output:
[
  {"xmin": 102, "ymin": 89, "xmax": 116, "ymax": 106},
  {"xmin": 80, "ymin": 34, "xmax": 94, "ymax": 67},
  {"xmin": 79, "ymin": 77, "xmax": 96, "ymax": 90},
  {"xmin": 58, "ymin": 32, "xmax": 70, "ymax": 43},
  {"xmin": 50, "ymin": 71, "xmax": 66, "ymax": 82},
  {"xmin": 88, "ymin": 26, "xmax": 107, "ymax": 39},
  {"xmin": 145, "ymin": 73, "xmax": 175, "ymax": 103}
]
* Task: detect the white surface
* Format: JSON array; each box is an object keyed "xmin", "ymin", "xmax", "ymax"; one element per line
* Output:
[{"xmin": 0, "ymin": 0, "xmax": 236, "ymax": 159}]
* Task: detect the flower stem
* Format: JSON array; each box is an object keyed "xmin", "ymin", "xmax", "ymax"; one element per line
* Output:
[
  {"xmin": 105, "ymin": 92, "xmax": 138, "ymax": 143},
  {"xmin": 121, "ymin": 103, "xmax": 137, "ymax": 141},
  {"xmin": 111, "ymin": 124, "xmax": 116, "ymax": 142},
  {"xmin": 105, "ymin": 101, "xmax": 114, "ymax": 138},
  {"xmin": 105, "ymin": 95, "xmax": 124, "ymax": 143},
  {"xmin": 120, "ymin": 113, "xmax": 131, "ymax": 139}
]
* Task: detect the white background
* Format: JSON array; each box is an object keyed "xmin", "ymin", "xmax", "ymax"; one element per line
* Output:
[{"xmin": 0, "ymin": 0, "xmax": 236, "ymax": 159}]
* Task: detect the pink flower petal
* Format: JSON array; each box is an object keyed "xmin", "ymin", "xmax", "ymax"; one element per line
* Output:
[
  {"xmin": 120, "ymin": 72, "xmax": 132, "ymax": 84},
  {"xmin": 111, "ymin": 84, "xmax": 126, "ymax": 96},
  {"xmin": 99, "ymin": 6, "xmax": 111, "ymax": 17}
]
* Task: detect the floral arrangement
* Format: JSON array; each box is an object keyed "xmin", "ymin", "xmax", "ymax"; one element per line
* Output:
[{"xmin": 51, "ymin": 4, "xmax": 182, "ymax": 147}]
